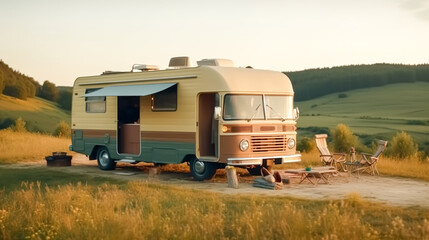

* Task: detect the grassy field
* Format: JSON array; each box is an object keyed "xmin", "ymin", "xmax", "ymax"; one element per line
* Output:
[
  {"xmin": 1, "ymin": 130, "xmax": 429, "ymax": 239},
  {"xmin": 296, "ymin": 82, "xmax": 429, "ymax": 145},
  {"xmin": 0, "ymin": 94, "xmax": 70, "ymax": 134},
  {"xmin": 0, "ymin": 129, "xmax": 71, "ymax": 163},
  {"xmin": 0, "ymin": 170, "xmax": 428, "ymax": 240}
]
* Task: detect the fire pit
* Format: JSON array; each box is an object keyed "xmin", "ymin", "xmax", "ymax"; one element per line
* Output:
[{"xmin": 45, "ymin": 152, "xmax": 72, "ymax": 167}]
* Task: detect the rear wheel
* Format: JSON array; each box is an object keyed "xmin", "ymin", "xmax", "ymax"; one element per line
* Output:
[
  {"xmin": 189, "ymin": 157, "xmax": 217, "ymax": 181},
  {"xmin": 97, "ymin": 147, "xmax": 116, "ymax": 170}
]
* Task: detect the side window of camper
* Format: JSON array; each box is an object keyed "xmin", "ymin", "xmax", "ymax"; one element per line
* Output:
[
  {"xmin": 151, "ymin": 85, "xmax": 177, "ymax": 111},
  {"xmin": 85, "ymin": 89, "xmax": 106, "ymax": 113}
]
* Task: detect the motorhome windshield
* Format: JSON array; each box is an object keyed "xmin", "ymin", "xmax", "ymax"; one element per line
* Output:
[{"xmin": 223, "ymin": 94, "xmax": 293, "ymax": 121}]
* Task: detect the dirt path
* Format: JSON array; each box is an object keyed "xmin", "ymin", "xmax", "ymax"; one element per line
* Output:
[{"xmin": 3, "ymin": 154, "xmax": 429, "ymax": 208}]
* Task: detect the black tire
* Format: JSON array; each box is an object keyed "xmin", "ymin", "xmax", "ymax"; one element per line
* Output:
[
  {"xmin": 97, "ymin": 147, "xmax": 116, "ymax": 170},
  {"xmin": 247, "ymin": 165, "xmax": 273, "ymax": 176},
  {"xmin": 189, "ymin": 157, "xmax": 217, "ymax": 181}
]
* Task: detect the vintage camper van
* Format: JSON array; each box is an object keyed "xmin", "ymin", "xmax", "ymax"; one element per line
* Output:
[{"xmin": 70, "ymin": 57, "xmax": 301, "ymax": 180}]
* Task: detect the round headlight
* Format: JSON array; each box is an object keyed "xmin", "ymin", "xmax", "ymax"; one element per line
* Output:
[
  {"xmin": 287, "ymin": 138, "xmax": 296, "ymax": 149},
  {"xmin": 239, "ymin": 139, "xmax": 249, "ymax": 151}
]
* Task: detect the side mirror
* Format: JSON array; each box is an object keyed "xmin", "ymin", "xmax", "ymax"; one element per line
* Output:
[
  {"xmin": 293, "ymin": 107, "xmax": 300, "ymax": 121},
  {"xmin": 214, "ymin": 107, "xmax": 222, "ymax": 120}
]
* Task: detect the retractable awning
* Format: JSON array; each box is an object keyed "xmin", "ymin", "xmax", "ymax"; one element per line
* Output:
[{"xmin": 83, "ymin": 82, "xmax": 177, "ymax": 97}]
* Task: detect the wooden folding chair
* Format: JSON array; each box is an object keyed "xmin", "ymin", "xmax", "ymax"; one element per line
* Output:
[
  {"xmin": 356, "ymin": 140, "xmax": 388, "ymax": 175},
  {"xmin": 314, "ymin": 134, "xmax": 347, "ymax": 171}
]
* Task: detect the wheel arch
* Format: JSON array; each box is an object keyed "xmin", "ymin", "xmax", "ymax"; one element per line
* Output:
[
  {"xmin": 89, "ymin": 145, "xmax": 104, "ymax": 160},
  {"xmin": 181, "ymin": 154, "xmax": 197, "ymax": 163}
]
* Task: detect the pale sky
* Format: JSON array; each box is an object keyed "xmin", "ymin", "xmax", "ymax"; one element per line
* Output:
[{"xmin": 1, "ymin": 0, "xmax": 428, "ymax": 86}]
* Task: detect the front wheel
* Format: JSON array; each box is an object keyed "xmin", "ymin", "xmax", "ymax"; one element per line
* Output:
[
  {"xmin": 97, "ymin": 147, "xmax": 116, "ymax": 170},
  {"xmin": 189, "ymin": 157, "xmax": 217, "ymax": 181}
]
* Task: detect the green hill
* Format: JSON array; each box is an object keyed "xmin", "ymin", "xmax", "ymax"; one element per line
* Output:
[
  {"xmin": 0, "ymin": 94, "xmax": 70, "ymax": 134},
  {"xmin": 296, "ymin": 82, "xmax": 429, "ymax": 148},
  {"xmin": 0, "ymin": 60, "xmax": 39, "ymax": 100},
  {"xmin": 286, "ymin": 63, "xmax": 429, "ymax": 101}
]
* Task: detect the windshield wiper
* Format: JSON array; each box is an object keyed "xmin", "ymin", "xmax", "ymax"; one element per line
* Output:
[
  {"xmin": 266, "ymin": 104, "xmax": 286, "ymax": 122},
  {"xmin": 248, "ymin": 104, "xmax": 261, "ymax": 122}
]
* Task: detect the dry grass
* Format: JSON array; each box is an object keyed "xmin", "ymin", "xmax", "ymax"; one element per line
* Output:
[
  {"xmin": 0, "ymin": 129, "xmax": 70, "ymax": 163},
  {"xmin": 0, "ymin": 181, "xmax": 428, "ymax": 240},
  {"xmin": 276, "ymin": 150, "xmax": 429, "ymax": 181},
  {"xmin": 378, "ymin": 157, "xmax": 429, "ymax": 181},
  {"xmin": 1, "ymin": 130, "xmax": 429, "ymax": 238}
]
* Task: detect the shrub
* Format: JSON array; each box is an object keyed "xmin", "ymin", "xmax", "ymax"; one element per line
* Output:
[
  {"xmin": 338, "ymin": 93, "xmax": 348, "ymax": 98},
  {"xmin": 389, "ymin": 131, "xmax": 418, "ymax": 159},
  {"xmin": 53, "ymin": 121, "xmax": 71, "ymax": 138},
  {"xmin": 0, "ymin": 118, "xmax": 14, "ymax": 130},
  {"xmin": 3, "ymin": 85, "xmax": 27, "ymax": 100},
  {"xmin": 330, "ymin": 124, "xmax": 360, "ymax": 152},
  {"xmin": 297, "ymin": 137, "xmax": 315, "ymax": 153},
  {"xmin": 417, "ymin": 151, "xmax": 428, "ymax": 162},
  {"xmin": 12, "ymin": 117, "xmax": 27, "ymax": 132},
  {"xmin": 40, "ymin": 80, "xmax": 59, "ymax": 102},
  {"xmin": 57, "ymin": 90, "xmax": 72, "ymax": 111},
  {"xmin": 406, "ymin": 120, "xmax": 428, "ymax": 126}
]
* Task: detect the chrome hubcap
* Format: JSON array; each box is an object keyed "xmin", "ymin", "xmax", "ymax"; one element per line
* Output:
[
  {"xmin": 194, "ymin": 160, "xmax": 206, "ymax": 174},
  {"xmin": 99, "ymin": 151, "xmax": 110, "ymax": 165}
]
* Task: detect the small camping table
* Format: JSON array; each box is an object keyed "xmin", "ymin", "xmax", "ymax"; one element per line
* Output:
[{"xmin": 285, "ymin": 167, "xmax": 338, "ymax": 185}]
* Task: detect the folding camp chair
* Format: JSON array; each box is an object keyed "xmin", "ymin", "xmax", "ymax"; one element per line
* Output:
[
  {"xmin": 354, "ymin": 140, "xmax": 388, "ymax": 175},
  {"xmin": 314, "ymin": 134, "xmax": 347, "ymax": 171}
]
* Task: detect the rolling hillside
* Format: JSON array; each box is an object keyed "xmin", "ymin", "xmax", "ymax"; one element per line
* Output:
[
  {"xmin": 0, "ymin": 94, "xmax": 70, "ymax": 134},
  {"xmin": 296, "ymin": 82, "xmax": 429, "ymax": 147},
  {"xmin": 286, "ymin": 63, "xmax": 429, "ymax": 101}
]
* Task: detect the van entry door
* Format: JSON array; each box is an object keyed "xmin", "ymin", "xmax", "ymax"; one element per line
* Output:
[
  {"xmin": 198, "ymin": 93, "xmax": 219, "ymax": 159},
  {"xmin": 117, "ymin": 96, "xmax": 141, "ymax": 155}
]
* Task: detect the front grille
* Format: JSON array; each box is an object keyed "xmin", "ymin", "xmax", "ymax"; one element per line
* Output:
[{"xmin": 251, "ymin": 135, "xmax": 287, "ymax": 152}]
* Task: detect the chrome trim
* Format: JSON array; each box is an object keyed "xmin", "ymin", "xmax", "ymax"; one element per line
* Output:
[
  {"xmin": 227, "ymin": 153, "xmax": 301, "ymax": 166},
  {"xmin": 79, "ymin": 75, "xmax": 197, "ymax": 86},
  {"xmin": 228, "ymin": 155, "xmax": 291, "ymax": 161},
  {"xmin": 281, "ymin": 153, "xmax": 302, "ymax": 163},
  {"xmin": 227, "ymin": 158, "xmax": 263, "ymax": 166}
]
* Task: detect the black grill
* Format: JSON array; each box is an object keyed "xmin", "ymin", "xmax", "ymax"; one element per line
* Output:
[{"xmin": 250, "ymin": 135, "xmax": 287, "ymax": 152}]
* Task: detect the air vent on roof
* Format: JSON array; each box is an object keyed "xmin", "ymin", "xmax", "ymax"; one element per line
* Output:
[
  {"xmin": 197, "ymin": 58, "xmax": 234, "ymax": 67},
  {"xmin": 132, "ymin": 64, "xmax": 159, "ymax": 72},
  {"xmin": 102, "ymin": 71, "xmax": 127, "ymax": 75},
  {"xmin": 168, "ymin": 56, "xmax": 191, "ymax": 68}
]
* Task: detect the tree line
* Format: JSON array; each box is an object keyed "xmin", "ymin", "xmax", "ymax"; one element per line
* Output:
[
  {"xmin": 0, "ymin": 60, "xmax": 71, "ymax": 110},
  {"xmin": 3, "ymin": 60, "xmax": 429, "ymax": 109},
  {"xmin": 285, "ymin": 63, "xmax": 429, "ymax": 101}
]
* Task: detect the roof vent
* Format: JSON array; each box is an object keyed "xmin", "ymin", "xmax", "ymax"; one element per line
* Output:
[
  {"xmin": 197, "ymin": 58, "xmax": 234, "ymax": 67},
  {"xmin": 132, "ymin": 64, "xmax": 159, "ymax": 72},
  {"xmin": 102, "ymin": 71, "xmax": 127, "ymax": 75},
  {"xmin": 168, "ymin": 56, "xmax": 191, "ymax": 68}
]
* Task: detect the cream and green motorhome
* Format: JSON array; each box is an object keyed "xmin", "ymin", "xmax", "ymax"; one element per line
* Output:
[{"xmin": 70, "ymin": 57, "xmax": 301, "ymax": 180}]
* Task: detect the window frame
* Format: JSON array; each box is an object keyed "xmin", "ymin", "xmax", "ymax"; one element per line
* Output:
[
  {"xmin": 151, "ymin": 84, "xmax": 177, "ymax": 112},
  {"xmin": 223, "ymin": 93, "xmax": 294, "ymax": 121},
  {"xmin": 85, "ymin": 88, "xmax": 106, "ymax": 113}
]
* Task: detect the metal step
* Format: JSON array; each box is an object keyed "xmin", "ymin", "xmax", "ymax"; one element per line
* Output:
[{"xmin": 116, "ymin": 159, "xmax": 138, "ymax": 164}]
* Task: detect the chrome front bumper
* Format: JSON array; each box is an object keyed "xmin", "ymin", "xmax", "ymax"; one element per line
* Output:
[{"xmin": 227, "ymin": 152, "xmax": 301, "ymax": 166}]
